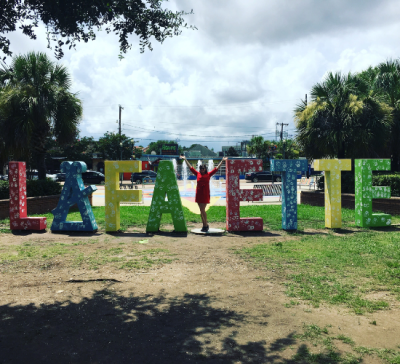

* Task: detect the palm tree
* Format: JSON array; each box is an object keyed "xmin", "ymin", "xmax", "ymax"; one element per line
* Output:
[
  {"xmin": 0, "ymin": 52, "xmax": 82, "ymax": 179},
  {"xmin": 373, "ymin": 59, "xmax": 400, "ymax": 170},
  {"xmin": 294, "ymin": 72, "xmax": 392, "ymax": 160}
]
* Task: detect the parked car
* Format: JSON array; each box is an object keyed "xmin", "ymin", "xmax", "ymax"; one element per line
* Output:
[
  {"xmin": 46, "ymin": 173, "xmax": 58, "ymax": 181},
  {"xmin": 131, "ymin": 170, "xmax": 157, "ymax": 184},
  {"xmin": 55, "ymin": 173, "xmax": 66, "ymax": 182},
  {"xmin": 245, "ymin": 171, "xmax": 282, "ymax": 183},
  {"xmin": 81, "ymin": 171, "xmax": 105, "ymax": 184},
  {"xmin": 0, "ymin": 174, "xmax": 8, "ymax": 181}
]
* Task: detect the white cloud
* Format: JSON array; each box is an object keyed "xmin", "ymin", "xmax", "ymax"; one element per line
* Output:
[{"xmin": 2, "ymin": 1, "xmax": 400, "ymax": 152}]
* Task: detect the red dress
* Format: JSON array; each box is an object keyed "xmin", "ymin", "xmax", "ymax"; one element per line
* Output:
[{"xmin": 190, "ymin": 167, "xmax": 218, "ymax": 204}]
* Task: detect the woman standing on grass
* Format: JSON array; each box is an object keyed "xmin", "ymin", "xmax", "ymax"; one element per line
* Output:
[{"xmin": 181, "ymin": 155, "xmax": 228, "ymax": 232}]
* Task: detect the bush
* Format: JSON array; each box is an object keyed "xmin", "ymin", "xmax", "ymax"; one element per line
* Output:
[
  {"xmin": 373, "ymin": 174, "xmax": 400, "ymax": 197},
  {"xmin": 0, "ymin": 179, "xmax": 62, "ymax": 200},
  {"xmin": 317, "ymin": 171, "xmax": 355, "ymax": 194},
  {"xmin": 0, "ymin": 181, "xmax": 8, "ymax": 200},
  {"xmin": 317, "ymin": 173, "xmax": 400, "ymax": 197}
]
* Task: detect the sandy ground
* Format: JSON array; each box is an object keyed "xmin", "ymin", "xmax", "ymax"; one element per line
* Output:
[{"xmin": 1, "ymin": 224, "xmax": 399, "ymax": 363}]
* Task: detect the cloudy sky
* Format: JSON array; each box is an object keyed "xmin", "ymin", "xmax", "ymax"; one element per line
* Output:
[{"xmin": 3, "ymin": 0, "xmax": 400, "ymax": 153}]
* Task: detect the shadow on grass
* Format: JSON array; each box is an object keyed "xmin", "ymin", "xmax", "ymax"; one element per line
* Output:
[
  {"xmin": 11, "ymin": 229, "xmax": 47, "ymax": 236},
  {"xmin": 292, "ymin": 230, "xmax": 328, "ymax": 236},
  {"xmin": 370, "ymin": 225, "xmax": 400, "ymax": 232},
  {"xmin": 330, "ymin": 228, "xmax": 360, "ymax": 235},
  {"xmin": 51, "ymin": 231, "xmax": 102, "ymax": 237},
  {"xmin": 0, "ymin": 290, "xmax": 356, "ymax": 363},
  {"xmin": 146, "ymin": 231, "xmax": 188, "ymax": 237},
  {"xmin": 106, "ymin": 232, "xmax": 151, "ymax": 238},
  {"xmin": 227, "ymin": 231, "xmax": 281, "ymax": 238}
]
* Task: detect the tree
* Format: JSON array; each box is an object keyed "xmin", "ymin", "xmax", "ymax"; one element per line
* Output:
[
  {"xmin": 146, "ymin": 140, "xmax": 183, "ymax": 155},
  {"xmin": 97, "ymin": 132, "xmax": 138, "ymax": 160},
  {"xmin": 275, "ymin": 139, "xmax": 300, "ymax": 160},
  {"xmin": 247, "ymin": 136, "xmax": 272, "ymax": 160},
  {"xmin": 0, "ymin": 0, "xmax": 195, "ymax": 60},
  {"xmin": 226, "ymin": 146, "xmax": 239, "ymax": 157},
  {"xmin": 373, "ymin": 59, "xmax": 400, "ymax": 170},
  {"xmin": 59, "ymin": 136, "xmax": 96, "ymax": 168},
  {"xmin": 294, "ymin": 72, "xmax": 392, "ymax": 160},
  {"xmin": 0, "ymin": 52, "xmax": 82, "ymax": 179}
]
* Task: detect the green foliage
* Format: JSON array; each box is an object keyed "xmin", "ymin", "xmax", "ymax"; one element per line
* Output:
[
  {"xmin": 0, "ymin": 179, "xmax": 62, "ymax": 200},
  {"xmin": 318, "ymin": 172, "xmax": 400, "ymax": 196},
  {"xmin": 275, "ymin": 139, "xmax": 301, "ymax": 160},
  {"xmin": 0, "ymin": 52, "xmax": 82, "ymax": 178},
  {"xmin": 225, "ymin": 146, "xmax": 239, "ymax": 156},
  {"xmin": 145, "ymin": 140, "xmax": 184, "ymax": 155},
  {"xmin": 295, "ymin": 72, "xmax": 392, "ymax": 160},
  {"xmin": 97, "ymin": 132, "xmax": 138, "ymax": 160},
  {"xmin": 56, "ymin": 136, "xmax": 97, "ymax": 168},
  {"xmin": 317, "ymin": 171, "xmax": 355, "ymax": 194},
  {"xmin": 0, "ymin": 0, "xmax": 196, "ymax": 60},
  {"xmin": 0, "ymin": 181, "xmax": 9, "ymax": 200},
  {"xmin": 247, "ymin": 136, "xmax": 272, "ymax": 161},
  {"xmin": 247, "ymin": 136, "xmax": 300, "ymax": 165},
  {"xmin": 373, "ymin": 174, "xmax": 400, "ymax": 197},
  {"xmin": 26, "ymin": 179, "xmax": 62, "ymax": 197}
]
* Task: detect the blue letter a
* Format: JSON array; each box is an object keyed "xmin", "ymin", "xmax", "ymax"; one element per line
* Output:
[{"xmin": 51, "ymin": 161, "xmax": 98, "ymax": 232}]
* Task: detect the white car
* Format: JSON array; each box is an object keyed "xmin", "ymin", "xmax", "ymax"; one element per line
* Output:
[
  {"xmin": 26, "ymin": 170, "xmax": 57, "ymax": 181},
  {"xmin": 46, "ymin": 174, "xmax": 58, "ymax": 181}
]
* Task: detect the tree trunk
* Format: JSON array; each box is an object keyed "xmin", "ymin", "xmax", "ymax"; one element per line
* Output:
[
  {"xmin": 36, "ymin": 152, "xmax": 47, "ymax": 180},
  {"xmin": 31, "ymin": 127, "xmax": 49, "ymax": 180}
]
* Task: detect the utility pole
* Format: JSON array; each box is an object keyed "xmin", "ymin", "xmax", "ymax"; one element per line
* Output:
[
  {"xmin": 305, "ymin": 93, "xmax": 307, "ymax": 106},
  {"xmin": 276, "ymin": 122, "xmax": 289, "ymax": 158},
  {"xmin": 118, "ymin": 104, "xmax": 124, "ymax": 136}
]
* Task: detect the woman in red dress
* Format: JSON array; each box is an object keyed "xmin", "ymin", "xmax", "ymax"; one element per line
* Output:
[{"xmin": 181, "ymin": 156, "xmax": 228, "ymax": 232}]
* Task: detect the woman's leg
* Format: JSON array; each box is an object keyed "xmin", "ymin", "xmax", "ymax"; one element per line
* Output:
[{"xmin": 198, "ymin": 203, "xmax": 208, "ymax": 227}]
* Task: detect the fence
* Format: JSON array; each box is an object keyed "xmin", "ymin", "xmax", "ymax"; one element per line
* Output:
[{"xmin": 254, "ymin": 183, "xmax": 282, "ymax": 197}]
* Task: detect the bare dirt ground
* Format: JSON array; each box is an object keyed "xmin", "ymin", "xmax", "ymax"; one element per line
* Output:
[{"xmin": 1, "ymin": 224, "xmax": 399, "ymax": 363}]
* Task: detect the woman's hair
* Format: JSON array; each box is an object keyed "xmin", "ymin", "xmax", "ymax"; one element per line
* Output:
[{"xmin": 199, "ymin": 164, "xmax": 208, "ymax": 173}]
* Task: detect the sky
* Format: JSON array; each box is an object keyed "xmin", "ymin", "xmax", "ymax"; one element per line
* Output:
[{"xmin": 3, "ymin": 0, "xmax": 400, "ymax": 153}]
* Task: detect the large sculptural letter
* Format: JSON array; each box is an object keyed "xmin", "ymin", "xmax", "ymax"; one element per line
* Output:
[
  {"xmin": 8, "ymin": 161, "xmax": 47, "ymax": 230},
  {"xmin": 355, "ymin": 159, "xmax": 391, "ymax": 228},
  {"xmin": 51, "ymin": 161, "xmax": 97, "ymax": 232},
  {"xmin": 146, "ymin": 160, "xmax": 187, "ymax": 233},
  {"xmin": 314, "ymin": 159, "xmax": 351, "ymax": 228},
  {"xmin": 105, "ymin": 160, "xmax": 142, "ymax": 232},
  {"xmin": 226, "ymin": 159, "xmax": 263, "ymax": 231},
  {"xmin": 271, "ymin": 159, "xmax": 308, "ymax": 230}
]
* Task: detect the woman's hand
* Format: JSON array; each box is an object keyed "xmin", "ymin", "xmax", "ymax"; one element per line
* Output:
[
  {"xmin": 222, "ymin": 157, "xmax": 228, "ymax": 162},
  {"xmin": 180, "ymin": 155, "xmax": 186, "ymax": 160}
]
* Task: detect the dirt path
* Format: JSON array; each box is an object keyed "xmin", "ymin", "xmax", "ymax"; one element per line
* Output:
[{"xmin": 1, "ymin": 225, "xmax": 399, "ymax": 363}]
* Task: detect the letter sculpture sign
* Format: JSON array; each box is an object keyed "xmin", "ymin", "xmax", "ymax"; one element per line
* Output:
[
  {"xmin": 314, "ymin": 159, "xmax": 351, "ymax": 228},
  {"xmin": 226, "ymin": 159, "xmax": 263, "ymax": 231},
  {"xmin": 105, "ymin": 160, "xmax": 142, "ymax": 232},
  {"xmin": 51, "ymin": 161, "xmax": 98, "ymax": 232},
  {"xmin": 146, "ymin": 160, "xmax": 187, "ymax": 233},
  {"xmin": 270, "ymin": 159, "xmax": 308, "ymax": 230},
  {"xmin": 8, "ymin": 161, "xmax": 47, "ymax": 230},
  {"xmin": 355, "ymin": 159, "xmax": 391, "ymax": 227}
]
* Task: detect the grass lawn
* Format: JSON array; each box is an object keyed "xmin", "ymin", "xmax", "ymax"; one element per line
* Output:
[
  {"xmin": 1, "ymin": 204, "xmax": 400, "ymax": 315},
  {"xmin": 1, "ymin": 203, "xmax": 388, "ymax": 233}
]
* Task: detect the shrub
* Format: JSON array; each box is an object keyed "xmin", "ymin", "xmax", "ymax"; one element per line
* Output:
[
  {"xmin": 317, "ymin": 173, "xmax": 400, "ymax": 197},
  {"xmin": 373, "ymin": 174, "xmax": 400, "ymax": 197},
  {"xmin": 0, "ymin": 181, "xmax": 8, "ymax": 200},
  {"xmin": 317, "ymin": 171, "xmax": 355, "ymax": 194},
  {"xmin": 0, "ymin": 179, "xmax": 62, "ymax": 200}
]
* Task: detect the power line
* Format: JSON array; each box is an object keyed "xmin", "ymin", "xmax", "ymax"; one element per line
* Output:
[{"xmin": 82, "ymin": 99, "xmax": 299, "ymax": 110}]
